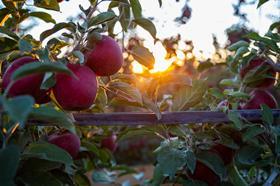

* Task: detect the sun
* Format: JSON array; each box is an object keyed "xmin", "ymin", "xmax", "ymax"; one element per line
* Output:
[
  {"xmin": 131, "ymin": 60, "xmax": 144, "ymax": 74},
  {"xmin": 131, "ymin": 42, "xmax": 175, "ymax": 74}
]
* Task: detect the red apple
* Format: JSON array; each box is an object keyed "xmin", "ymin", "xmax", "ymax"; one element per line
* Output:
[
  {"xmin": 53, "ymin": 63, "xmax": 98, "ymax": 111},
  {"xmin": 101, "ymin": 133, "xmax": 117, "ymax": 152},
  {"xmin": 85, "ymin": 35, "xmax": 123, "ymax": 76},
  {"xmin": 2, "ymin": 56, "xmax": 50, "ymax": 104},
  {"xmin": 48, "ymin": 132, "xmax": 80, "ymax": 158},
  {"xmin": 190, "ymin": 161, "xmax": 220, "ymax": 186},
  {"xmin": 210, "ymin": 144, "xmax": 235, "ymax": 165},
  {"xmin": 241, "ymin": 89, "xmax": 278, "ymax": 109},
  {"xmin": 240, "ymin": 57, "xmax": 276, "ymax": 88}
]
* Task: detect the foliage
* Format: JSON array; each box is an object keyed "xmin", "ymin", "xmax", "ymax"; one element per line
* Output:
[{"xmin": 0, "ymin": 0, "xmax": 279, "ymax": 185}]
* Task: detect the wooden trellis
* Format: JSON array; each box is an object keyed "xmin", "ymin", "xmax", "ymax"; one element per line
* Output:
[{"xmin": 31, "ymin": 109, "xmax": 280, "ymax": 126}]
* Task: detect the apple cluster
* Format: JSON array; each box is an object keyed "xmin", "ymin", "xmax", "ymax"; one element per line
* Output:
[
  {"xmin": 204, "ymin": 57, "xmax": 278, "ymax": 185},
  {"xmin": 190, "ymin": 129, "xmax": 242, "ymax": 185},
  {"xmin": 2, "ymin": 35, "xmax": 123, "ymax": 110},
  {"xmin": 239, "ymin": 57, "xmax": 278, "ymax": 109},
  {"xmin": 218, "ymin": 57, "xmax": 278, "ymax": 110},
  {"xmin": 2, "ymin": 35, "xmax": 123, "ymax": 158}
]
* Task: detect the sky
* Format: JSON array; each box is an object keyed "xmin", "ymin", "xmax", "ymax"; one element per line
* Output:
[{"xmin": 1, "ymin": 0, "xmax": 279, "ymax": 55}]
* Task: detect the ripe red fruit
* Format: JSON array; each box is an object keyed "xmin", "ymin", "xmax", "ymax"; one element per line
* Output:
[
  {"xmin": 101, "ymin": 134, "xmax": 118, "ymax": 152},
  {"xmin": 48, "ymin": 132, "xmax": 80, "ymax": 158},
  {"xmin": 2, "ymin": 56, "xmax": 50, "ymax": 104},
  {"xmin": 241, "ymin": 89, "xmax": 278, "ymax": 109},
  {"xmin": 190, "ymin": 161, "xmax": 220, "ymax": 186},
  {"xmin": 240, "ymin": 57, "xmax": 276, "ymax": 88},
  {"xmin": 210, "ymin": 144, "xmax": 235, "ymax": 165},
  {"xmin": 53, "ymin": 63, "xmax": 98, "ymax": 111},
  {"xmin": 85, "ymin": 35, "xmax": 123, "ymax": 76}
]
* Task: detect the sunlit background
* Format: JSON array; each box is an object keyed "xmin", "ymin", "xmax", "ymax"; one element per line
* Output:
[{"xmin": 1, "ymin": 0, "xmax": 278, "ymax": 74}]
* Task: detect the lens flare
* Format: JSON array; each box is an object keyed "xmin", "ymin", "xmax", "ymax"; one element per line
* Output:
[
  {"xmin": 150, "ymin": 42, "xmax": 173, "ymax": 73},
  {"xmin": 131, "ymin": 60, "xmax": 144, "ymax": 74}
]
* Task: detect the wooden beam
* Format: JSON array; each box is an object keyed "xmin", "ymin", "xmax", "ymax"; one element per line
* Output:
[{"xmin": 65, "ymin": 109, "xmax": 280, "ymax": 126}]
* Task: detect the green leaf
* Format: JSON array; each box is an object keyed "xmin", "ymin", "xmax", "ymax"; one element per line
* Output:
[
  {"xmin": 47, "ymin": 38, "xmax": 69, "ymax": 53},
  {"xmin": 18, "ymin": 39, "xmax": 33, "ymax": 53},
  {"xmin": 94, "ymin": 88, "xmax": 108, "ymax": 111},
  {"xmin": 246, "ymin": 32, "xmax": 263, "ymax": 40},
  {"xmin": 130, "ymin": 46, "xmax": 155, "ymax": 69},
  {"xmin": 236, "ymin": 145, "xmax": 262, "ymax": 165},
  {"xmin": 29, "ymin": 106, "xmax": 74, "ymax": 132},
  {"xmin": 118, "ymin": 1, "xmax": 131, "ymax": 32},
  {"xmin": 0, "ymin": 8, "xmax": 10, "ymax": 25},
  {"xmin": 196, "ymin": 151, "xmax": 226, "ymax": 179},
  {"xmin": 20, "ymin": 171, "xmax": 63, "ymax": 186},
  {"xmin": 228, "ymin": 164, "xmax": 249, "ymax": 186},
  {"xmin": 34, "ymin": 0, "xmax": 60, "ymax": 11},
  {"xmin": 219, "ymin": 78, "xmax": 239, "ymax": 87},
  {"xmin": 151, "ymin": 165, "xmax": 165, "ymax": 186},
  {"xmin": 172, "ymin": 81, "xmax": 207, "ymax": 111},
  {"xmin": 246, "ymin": 32, "xmax": 280, "ymax": 53},
  {"xmin": 0, "ymin": 145, "xmax": 20, "ymax": 186},
  {"xmin": 265, "ymin": 31, "xmax": 280, "ymax": 44},
  {"xmin": 20, "ymin": 158, "xmax": 61, "ymax": 172},
  {"xmin": 111, "ymin": 165, "xmax": 137, "ymax": 177},
  {"xmin": 117, "ymin": 127, "xmax": 154, "ymax": 142},
  {"xmin": 81, "ymin": 140, "xmax": 101, "ymax": 157},
  {"xmin": 29, "ymin": 11, "xmax": 56, "ymax": 24},
  {"xmin": 228, "ymin": 112, "xmax": 243, "ymax": 130},
  {"xmin": 223, "ymin": 90, "xmax": 250, "ymax": 99},
  {"xmin": 73, "ymin": 50, "xmax": 85, "ymax": 64},
  {"xmin": 12, "ymin": 62, "xmax": 73, "ymax": 81},
  {"xmin": 261, "ymin": 104, "xmax": 274, "ymax": 125},
  {"xmin": 3, "ymin": 95, "xmax": 34, "ymax": 127},
  {"xmin": 133, "ymin": 18, "xmax": 157, "ymax": 39},
  {"xmin": 143, "ymin": 95, "xmax": 161, "ymax": 120},
  {"xmin": 179, "ymin": 179, "xmax": 207, "ymax": 186},
  {"xmin": 197, "ymin": 61, "xmax": 214, "ymax": 72},
  {"xmin": 243, "ymin": 125, "xmax": 265, "ymax": 141},
  {"xmin": 129, "ymin": 0, "xmax": 142, "ymax": 18},
  {"xmin": 257, "ymin": 0, "xmax": 269, "ymax": 8},
  {"xmin": 89, "ymin": 11, "xmax": 116, "ymax": 26},
  {"xmin": 0, "ymin": 37, "xmax": 18, "ymax": 54},
  {"xmin": 23, "ymin": 142, "xmax": 73, "ymax": 165},
  {"xmin": 275, "ymin": 135, "xmax": 280, "ymax": 156},
  {"xmin": 269, "ymin": 21, "xmax": 280, "ymax": 31},
  {"xmin": 158, "ymin": 0, "xmax": 162, "ymax": 7},
  {"xmin": 108, "ymin": 81, "xmax": 143, "ymax": 105},
  {"xmin": 41, "ymin": 72, "xmax": 56, "ymax": 90},
  {"xmin": 155, "ymin": 139, "xmax": 188, "ymax": 178},
  {"xmin": 74, "ymin": 174, "xmax": 91, "ymax": 186},
  {"xmin": 0, "ymin": 27, "xmax": 19, "ymax": 40},
  {"xmin": 92, "ymin": 170, "xmax": 115, "ymax": 183},
  {"xmin": 40, "ymin": 22, "xmax": 76, "ymax": 41},
  {"xmin": 2, "ymin": 1, "xmax": 17, "ymax": 11},
  {"xmin": 186, "ymin": 150, "xmax": 196, "ymax": 174},
  {"xmin": 36, "ymin": 48, "xmax": 51, "ymax": 63},
  {"xmin": 232, "ymin": 46, "xmax": 249, "ymax": 61},
  {"xmin": 227, "ymin": 40, "xmax": 249, "ymax": 51}
]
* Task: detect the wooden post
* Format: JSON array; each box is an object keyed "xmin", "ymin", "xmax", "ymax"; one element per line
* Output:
[{"xmin": 29, "ymin": 109, "xmax": 280, "ymax": 126}]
